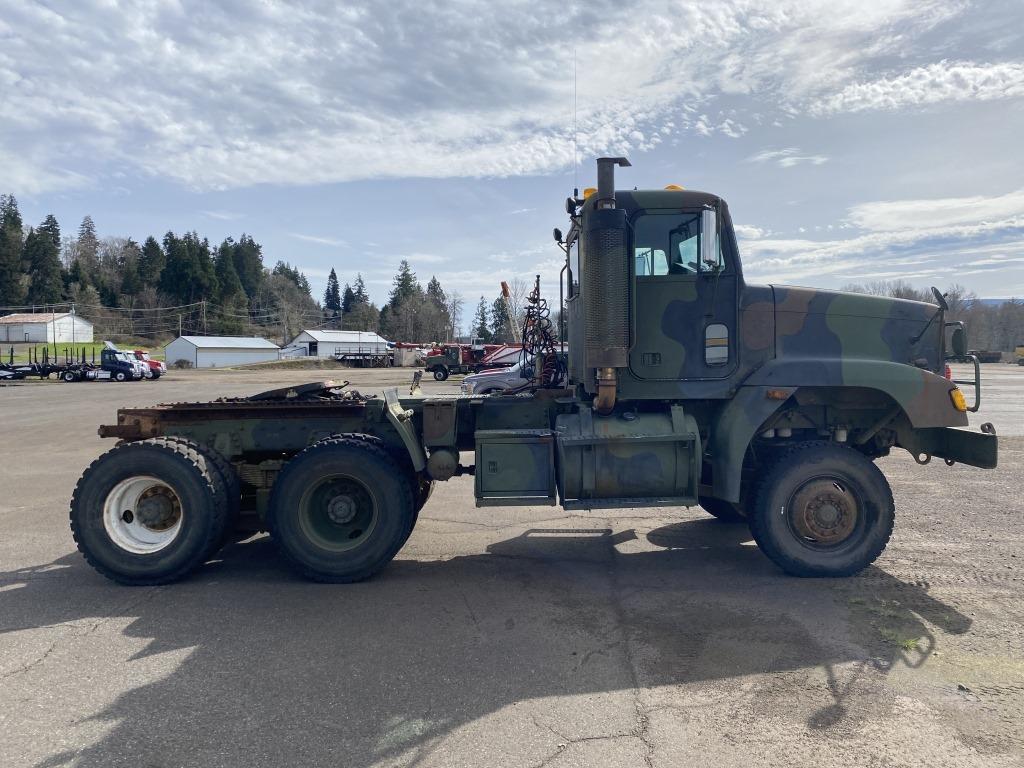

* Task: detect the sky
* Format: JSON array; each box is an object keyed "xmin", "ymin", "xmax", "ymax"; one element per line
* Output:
[{"xmin": 3, "ymin": 0, "xmax": 1024, "ymax": 309}]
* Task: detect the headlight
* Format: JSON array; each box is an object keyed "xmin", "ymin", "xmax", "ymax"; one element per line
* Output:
[{"xmin": 461, "ymin": 381, "xmax": 473, "ymax": 394}]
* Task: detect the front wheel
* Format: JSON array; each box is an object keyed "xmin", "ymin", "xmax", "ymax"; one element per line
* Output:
[
  {"xmin": 268, "ymin": 436, "xmax": 415, "ymax": 582},
  {"xmin": 748, "ymin": 442, "xmax": 894, "ymax": 577},
  {"xmin": 432, "ymin": 367, "xmax": 449, "ymax": 381},
  {"xmin": 114, "ymin": 371, "xmax": 127, "ymax": 382}
]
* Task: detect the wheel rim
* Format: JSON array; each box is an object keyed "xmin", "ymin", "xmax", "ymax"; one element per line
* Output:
[
  {"xmin": 297, "ymin": 475, "xmax": 378, "ymax": 552},
  {"xmin": 787, "ymin": 476, "xmax": 860, "ymax": 548},
  {"xmin": 103, "ymin": 475, "xmax": 184, "ymax": 554}
]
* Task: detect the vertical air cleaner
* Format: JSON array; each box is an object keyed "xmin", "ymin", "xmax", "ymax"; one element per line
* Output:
[{"xmin": 583, "ymin": 157, "xmax": 630, "ymax": 413}]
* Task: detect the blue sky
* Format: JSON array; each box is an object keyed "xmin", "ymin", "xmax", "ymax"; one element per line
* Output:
[{"xmin": 3, "ymin": 0, "xmax": 1024, "ymax": 309}]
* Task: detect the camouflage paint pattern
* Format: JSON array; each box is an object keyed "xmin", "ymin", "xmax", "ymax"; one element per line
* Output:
[{"xmin": 94, "ymin": 181, "xmax": 995, "ymax": 513}]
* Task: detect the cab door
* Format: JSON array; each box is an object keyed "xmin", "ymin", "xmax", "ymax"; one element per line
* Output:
[{"xmin": 629, "ymin": 209, "xmax": 738, "ymax": 381}]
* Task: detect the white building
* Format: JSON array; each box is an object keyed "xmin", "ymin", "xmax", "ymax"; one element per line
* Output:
[
  {"xmin": 0, "ymin": 312, "xmax": 94, "ymax": 343},
  {"xmin": 287, "ymin": 330, "xmax": 390, "ymax": 360},
  {"xmin": 164, "ymin": 336, "xmax": 279, "ymax": 368}
]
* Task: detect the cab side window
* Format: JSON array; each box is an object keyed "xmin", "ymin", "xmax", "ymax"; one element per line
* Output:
[{"xmin": 634, "ymin": 211, "xmax": 721, "ymax": 277}]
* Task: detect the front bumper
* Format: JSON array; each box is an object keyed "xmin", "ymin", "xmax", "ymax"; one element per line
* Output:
[{"xmin": 902, "ymin": 423, "xmax": 998, "ymax": 469}]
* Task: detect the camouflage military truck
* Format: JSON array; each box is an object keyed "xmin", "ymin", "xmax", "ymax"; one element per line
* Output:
[{"xmin": 70, "ymin": 158, "xmax": 997, "ymax": 585}]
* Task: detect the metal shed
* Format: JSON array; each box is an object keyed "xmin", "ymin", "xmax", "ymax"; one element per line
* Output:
[
  {"xmin": 288, "ymin": 330, "xmax": 391, "ymax": 360},
  {"xmin": 0, "ymin": 312, "xmax": 94, "ymax": 343},
  {"xmin": 163, "ymin": 336, "xmax": 279, "ymax": 368}
]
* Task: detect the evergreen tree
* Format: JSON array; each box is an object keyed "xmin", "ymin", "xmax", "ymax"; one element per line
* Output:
[
  {"xmin": 490, "ymin": 295, "xmax": 512, "ymax": 343},
  {"xmin": 472, "ymin": 296, "xmax": 492, "ymax": 342},
  {"xmin": 426, "ymin": 276, "xmax": 446, "ymax": 306},
  {"xmin": 342, "ymin": 283, "xmax": 356, "ymax": 314},
  {"xmin": 160, "ymin": 231, "xmax": 217, "ymax": 303},
  {"xmin": 138, "ymin": 236, "xmax": 166, "ymax": 285},
  {"xmin": 232, "ymin": 234, "xmax": 264, "ymax": 300},
  {"xmin": 387, "ymin": 260, "xmax": 419, "ymax": 308},
  {"xmin": 39, "ymin": 214, "xmax": 61, "ymax": 251},
  {"xmin": 214, "ymin": 241, "xmax": 247, "ymax": 334},
  {"xmin": 353, "ymin": 273, "xmax": 369, "ymax": 304},
  {"xmin": 271, "ymin": 261, "xmax": 312, "ymax": 296},
  {"xmin": 0, "ymin": 194, "xmax": 26, "ymax": 305},
  {"xmin": 25, "ymin": 224, "xmax": 64, "ymax": 304},
  {"xmin": 323, "ymin": 268, "xmax": 342, "ymax": 315},
  {"xmin": 215, "ymin": 240, "xmax": 245, "ymax": 302},
  {"xmin": 77, "ymin": 215, "xmax": 99, "ymax": 270}
]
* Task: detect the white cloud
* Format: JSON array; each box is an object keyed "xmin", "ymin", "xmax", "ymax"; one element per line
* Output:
[
  {"xmin": 397, "ymin": 252, "xmax": 447, "ymax": 264},
  {"xmin": 741, "ymin": 189, "xmax": 1024, "ymax": 284},
  {"xmin": 813, "ymin": 60, "xmax": 1024, "ymax": 115},
  {"xmin": 846, "ymin": 189, "xmax": 1024, "ymax": 232},
  {"xmin": 748, "ymin": 148, "xmax": 828, "ymax": 167},
  {"xmin": 733, "ymin": 224, "xmax": 772, "ymax": 239},
  {"xmin": 0, "ymin": 0, "xmax": 987, "ymax": 193},
  {"xmin": 290, "ymin": 233, "xmax": 349, "ymax": 247},
  {"xmin": 202, "ymin": 210, "xmax": 243, "ymax": 221}
]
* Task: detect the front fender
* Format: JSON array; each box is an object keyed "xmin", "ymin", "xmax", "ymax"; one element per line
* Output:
[
  {"xmin": 743, "ymin": 359, "xmax": 967, "ymax": 428},
  {"xmin": 710, "ymin": 385, "xmax": 794, "ymax": 503}
]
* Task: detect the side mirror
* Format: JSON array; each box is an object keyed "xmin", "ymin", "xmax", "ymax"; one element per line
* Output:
[
  {"xmin": 951, "ymin": 327, "xmax": 967, "ymax": 357},
  {"xmin": 701, "ymin": 208, "xmax": 718, "ymax": 272},
  {"xmin": 931, "ymin": 286, "xmax": 948, "ymax": 311},
  {"xmin": 553, "ymin": 228, "xmax": 563, "ymax": 244}
]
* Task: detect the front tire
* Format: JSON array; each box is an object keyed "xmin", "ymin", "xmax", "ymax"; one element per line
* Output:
[
  {"xmin": 114, "ymin": 371, "xmax": 127, "ymax": 382},
  {"xmin": 748, "ymin": 442, "xmax": 894, "ymax": 577},
  {"xmin": 70, "ymin": 439, "xmax": 227, "ymax": 585},
  {"xmin": 268, "ymin": 436, "xmax": 415, "ymax": 582},
  {"xmin": 432, "ymin": 367, "xmax": 449, "ymax": 381}
]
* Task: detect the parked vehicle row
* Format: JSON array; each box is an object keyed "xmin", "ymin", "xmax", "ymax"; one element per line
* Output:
[{"xmin": 0, "ymin": 342, "xmax": 165, "ymax": 383}]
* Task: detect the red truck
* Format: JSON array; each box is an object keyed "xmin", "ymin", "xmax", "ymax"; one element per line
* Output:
[
  {"xmin": 132, "ymin": 349, "xmax": 166, "ymax": 379},
  {"xmin": 424, "ymin": 338, "xmax": 512, "ymax": 380}
]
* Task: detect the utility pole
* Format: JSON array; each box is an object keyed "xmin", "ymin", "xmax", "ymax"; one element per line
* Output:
[
  {"xmin": 178, "ymin": 313, "xmax": 182, "ymax": 338},
  {"xmin": 201, "ymin": 300, "xmax": 207, "ymax": 335}
]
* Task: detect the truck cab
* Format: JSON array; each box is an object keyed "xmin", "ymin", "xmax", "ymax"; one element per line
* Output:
[
  {"xmin": 98, "ymin": 348, "xmax": 142, "ymax": 381},
  {"xmin": 133, "ymin": 350, "xmax": 166, "ymax": 378}
]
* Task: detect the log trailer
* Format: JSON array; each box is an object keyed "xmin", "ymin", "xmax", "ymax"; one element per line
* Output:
[{"xmin": 71, "ymin": 158, "xmax": 997, "ymax": 585}]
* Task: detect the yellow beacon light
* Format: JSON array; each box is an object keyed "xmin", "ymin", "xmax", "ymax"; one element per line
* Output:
[
  {"xmin": 582, "ymin": 187, "xmax": 597, "ymax": 199},
  {"xmin": 664, "ymin": 184, "xmax": 685, "ymax": 191}
]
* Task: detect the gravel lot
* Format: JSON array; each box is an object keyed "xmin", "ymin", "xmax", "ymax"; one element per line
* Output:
[{"xmin": 1, "ymin": 364, "xmax": 1021, "ymax": 767}]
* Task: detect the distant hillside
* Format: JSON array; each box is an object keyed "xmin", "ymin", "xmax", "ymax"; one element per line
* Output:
[{"xmin": 975, "ymin": 298, "xmax": 1019, "ymax": 307}]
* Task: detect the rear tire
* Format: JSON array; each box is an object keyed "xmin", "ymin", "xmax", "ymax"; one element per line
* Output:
[
  {"xmin": 70, "ymin": 438, "xmax": 227, "ymax": 585},
  {"xmin": 268, "ymin": 436, "xmax": 415, "ymax": 582},
  {"xmin": 748, "ymin": 442, "xmax": 894, "ymax": 577},
  {"xmin": 698, "ymin": 495, "xmax": 745, "ymax": 522},
  {"xmin": 63, "ymin": 370, "xmax": 76, "ymax": 382}
]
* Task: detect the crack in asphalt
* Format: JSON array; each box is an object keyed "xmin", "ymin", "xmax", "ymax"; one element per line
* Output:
[{"xmin": 0, "ymin": 586, "xmax": 165, "ymax": 681}]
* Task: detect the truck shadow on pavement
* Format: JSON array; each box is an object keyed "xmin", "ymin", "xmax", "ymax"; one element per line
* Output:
[{"xmin": 0, "ymin": 518, "xmax": 971, "ymax": 768}]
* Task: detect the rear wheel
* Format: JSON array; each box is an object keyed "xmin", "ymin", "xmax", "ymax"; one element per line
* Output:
[
  {"xmin": 698, "ymin": 495, "xmax": 745, "ymax": 522},
  {"xmin": 432, "ymin": 367, "xmax": 449, "ymax": 381},
  {"xmin": 62, "ymin": 370, "xmax": 76, "ymax": 382},
  {"xmin": 268, "ymin": 436, "xmax": 414, "ymax": 582},
  {"xmin": 70, "ymin": 438, "xmax": 227, "ymax": 585},
  {"xmin": 748, "ymin": 442, "xmax": 894, "ymax": 577}
]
